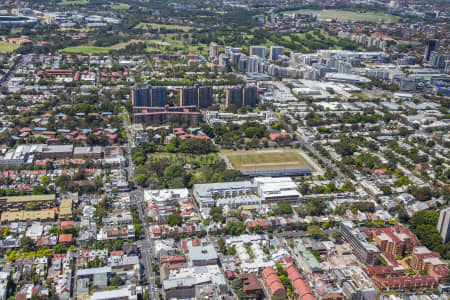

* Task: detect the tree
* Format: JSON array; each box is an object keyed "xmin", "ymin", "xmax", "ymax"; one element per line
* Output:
[
  {"xmin": 55, "ymin": 174, "xmax": 71, "ymax": 189},
  {"xmin": 167, "ymin": 213, "xmax": 182, "ymax": 226},
  {"xmin": 20, "ymin": 236, "xmax": 36, "ymax": 252},
  {"xmin": 307, "ymin": 225, "xmax": 326, "ymax": 239},
  {"xmin": 134, "ymin": 174, "xmax": 147, "ymax": 187},
  {"xmin": 32, "ymin": 185, "xmax": 47, "ymax": 195},
  {"xmin": 41, "ymin": 176, "xmax": 49, "ymax": 184},
  {"xmin": 409, "ymin": 186, "xmax": 432, "ymax": 201},
  {"xmin": 54, "ymin": 243, "xmax": 67, "ymax": 254},
  {"xmin": 226, "ymin": 221, "xmax": 246, "ymax": 236},
  {"xmin": 164, "ymin": 164, "xmax": 186, "ymax": 180},
  {"xmin": 110, "ymin": 275, "xmax": 123, "ymax": 287},
  {"xmin": 332, "ymin": 231, "xmax": 343, "ymax": 242},
  {"xmin": 210, "ymin": 206, "xmax": 225, "ymax": 223},
  {"xmin": 275, "ymin": 203, "xmax": 292, "ymax": 215},
  {"xmin": 113, "ymin": 239, "xmax": 123, "ymax": 251},
  {"xmin": 25, "ymin": 202, "xmax": 40, "ymax": 211}
]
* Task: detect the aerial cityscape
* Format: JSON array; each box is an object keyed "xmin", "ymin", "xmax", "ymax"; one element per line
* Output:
[{"xmin": 0, "ymin": 0, "xmax": 448, "ymax": 299}]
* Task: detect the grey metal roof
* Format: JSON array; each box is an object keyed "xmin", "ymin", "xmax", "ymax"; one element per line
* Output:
[
  {"xmin": 76, "ymin": 266, "xmax": 111, "ymax": 277},
  {"xmin": 188, "ymin": 244, "xmax": 218, "ymax": 262}
]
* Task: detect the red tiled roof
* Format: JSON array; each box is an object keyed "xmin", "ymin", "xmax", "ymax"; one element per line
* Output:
[
  {"xmin": 60, "ymin": 221, "xmax": 74, "ymax": 229},
  {"xmin": 58, "ymin": 234, "xmax": 72, "ymax": 243}
]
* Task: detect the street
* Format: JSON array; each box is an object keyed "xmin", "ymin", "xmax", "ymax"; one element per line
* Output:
[{"xmin": 122, "ymin": 111, "xmax": 159, "ymax": 299}]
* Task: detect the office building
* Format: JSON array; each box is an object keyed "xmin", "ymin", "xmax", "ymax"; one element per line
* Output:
[
  {"xmin": 424, "ymin": 39, "xmax": 439, "ymax": 62},
  {"xmin": 269, "ymin": 46, "xmax": 284, "ymax": 61},
  {"xmin": 438, "ymin": 207, "xmax": 450, "ymax": 244},
  {"xmin": 250, "ymin": 46, "xmax": 266, "ymax": 59}
]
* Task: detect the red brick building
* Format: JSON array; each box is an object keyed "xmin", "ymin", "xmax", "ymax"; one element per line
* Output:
[
  {"xmin": 369, "ymin": 225, "xmax": 419, "ymax": 257},
  {"xmin": 374, "ymin": 276, "xmax": 436, "ymax": 290},
  {"xmin": 411, "ymin": 246, "xmax": 449, "ymax": 283}
]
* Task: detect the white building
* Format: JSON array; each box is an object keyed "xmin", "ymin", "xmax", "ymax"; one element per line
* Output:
[{"xmin": 254, "ymin": 177, "xmax": 300, "ymax": 202}]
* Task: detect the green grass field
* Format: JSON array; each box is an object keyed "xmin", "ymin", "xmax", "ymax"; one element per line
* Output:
[
  {"xmin": 58, "ymin": 0, "xmax": 89, "ymax": 5},
  {"xmin": 136, "ymin": 22, "xmax": 193, "ymax": 32},
  {"xmin": 111, "ymin": 3, "xmax": 130, "ymax": 9},
  {"xmin": 0, "ymin": 41, "xmax": 19, "ymax": 53},
  {"xmin": 61, "ymin": 46, "xmax": 111, "ymax": 54},
  {"xmin": 283, "ymin": 9, "xmax": 400, "ymax": 23},
  {"xmin": 225, "ymin": 150, "xmax": 314, "ymax": 172},
  {"xmin": 111, "ymin": 39, "xmax": 146, "ymax": 49},
  {"xmin": 147, "ymin": 153, "xmax": 222, "ymax": 167}
]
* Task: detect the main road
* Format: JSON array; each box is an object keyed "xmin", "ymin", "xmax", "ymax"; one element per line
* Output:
[{"xmin": 122, "ymin": 111, "xmax": 159, "ymax": 299}]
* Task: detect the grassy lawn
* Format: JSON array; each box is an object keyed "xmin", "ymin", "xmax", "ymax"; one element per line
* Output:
[
  {"xmin": 0, "ymin": 41, "xmax": 19, "ymax": 53},
  {"xmin": 111, "ymin": 3, "xmax": 130, "ymax": 9},
  {"xmin": 225, "ymin": 150, "xmax": 314, "ymax": 172},
  {"xmin": 147, "ymin": 153, "xmax": 222, "ymax": 168},
  {"xmin": 61, "ymin": 46, "xmax": 111, "ymax": 55},
  {"xmin": 111, "ymin": 39, "xmax": 146, "ymax": 49},
  {"xmin": 58, "ymin": 0, "xmax": 89, "ymax": 5},
  {"xmin": 144, "ymin": 33, "xmax": 208, "ymax": 56},
  {"xmin": 136, "ymin": 22, "xmax": 193, "ymax": 32},
  {"xmin": 283, "ymin": 9, "xmax": 400, "ymax": 23}
]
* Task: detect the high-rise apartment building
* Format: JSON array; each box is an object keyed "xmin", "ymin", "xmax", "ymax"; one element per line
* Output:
[
  {"xmin": 250, "ymin": 46, "xmax": 266, "ymax": 59},
  {"xmin": 132, "ymin": 86, "xmax": 167, "ymax": 107},
  {"xmin": 424, "ymin": 39, "xmax": 439, "ymax": 62},
  {"xmin": 269, "ymin": 46, "xmax": 284, "ymax": 61}
]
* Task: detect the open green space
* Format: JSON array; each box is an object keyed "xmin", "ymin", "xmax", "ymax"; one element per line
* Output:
[
  {"xmin": 147, "ymin": 152, "xmax": 222, "ymax": 167},
  {"xmin": 58, "ymin": 0, "xmax": 89, "ymax": 5},
  {"xmin": 145, "ymin": 33, "xmax": 209, "ymax": 56},
  {"xmin": 61, "ymin": 45, "xmax": 111, "ymax": 54},
  {"xmin": 282, "ymin": 9, "xmax": 400, "ymax": 23},
  {"xmin": 111, "ymin": 3, "xmax": 130, "ymax": 9},
  {"xmin": 0, "ymin": 41, "xmax": 19, "ymax": 53},
  {"xmin": 225, "ymin": 150, "xmax": 314, "ymax": 172},
  {"xmin": 135, "ymin": 22, "xmax": 193, "ymax": 32},
  {"xmin": 111, "ymin": 39, "xmax": 146, "ymax": 49}
]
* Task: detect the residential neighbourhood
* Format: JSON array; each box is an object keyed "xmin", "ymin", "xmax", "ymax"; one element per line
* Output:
[{"xmin": 0, "ymin": 0, "xmax": 448, "ymax": 299}]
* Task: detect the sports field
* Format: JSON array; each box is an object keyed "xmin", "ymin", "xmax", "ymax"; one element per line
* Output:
[
  {"xmin": 61, "ymin": 46, "xmax": 111, "ymax": 55},
  {"xmin": 224, "ymin": 150, "xmax": 314, "ymax": 172},
  {"xmin": 58, "ymin": 0, "xmax": 89, "ymax": 5},
  {"xmin": 283, "ymin": 9, "xmax": 400, "ymax": 23},
  {"xmin": 0, "ymin": 41, "xmax": 19, "ymax": 53}
]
